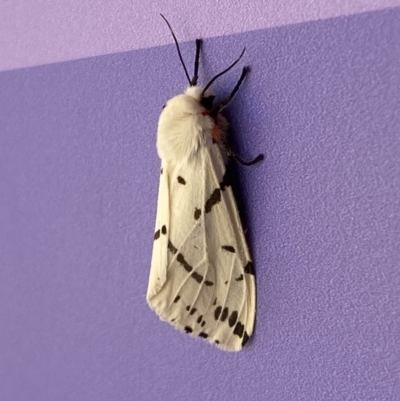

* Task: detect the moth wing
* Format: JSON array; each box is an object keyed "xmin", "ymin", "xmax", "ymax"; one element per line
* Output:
[
  {"xmin": 147, "ymin": 144, "xmax": 256, "ymax": 352},
  {"xmin": 146, "ymin": 167, "xmax": 170, "ymax": 300}
]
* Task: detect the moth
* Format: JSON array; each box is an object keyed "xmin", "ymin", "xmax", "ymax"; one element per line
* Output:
[{"xmin": 147, "ymin": 15, "xmax": 262, "ymax": 351}]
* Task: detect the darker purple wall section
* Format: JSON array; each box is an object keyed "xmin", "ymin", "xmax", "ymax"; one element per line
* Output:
[{"xmin": 1, "ymin": 9, "xmax": 399, "ymax": 401}]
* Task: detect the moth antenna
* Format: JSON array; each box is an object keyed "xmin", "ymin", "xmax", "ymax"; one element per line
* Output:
[
  {"xmin": 160, "ymin": 14, "xmax": 191, "ymax": 85},
  {"xmin": 202, "ymin": 48, "xmax": 246, "ymax": 96},
  {"xmin": 191, "ymin": 39, "xmax": 202, "ymax": 86},
  {"xmin": 218, "ymin": 67, "xmax": 249, "ymax": 111}
]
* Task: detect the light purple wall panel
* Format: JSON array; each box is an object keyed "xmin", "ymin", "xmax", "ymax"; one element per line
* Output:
[
  {"xmin": 1, "ymin": 1, "xmax": 400, "ymax": 71},
  {"xmin": 1, "ymin": 8, "xmax": 400, "ymax": 401}
]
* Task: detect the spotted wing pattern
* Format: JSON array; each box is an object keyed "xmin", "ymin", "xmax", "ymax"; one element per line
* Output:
[{"xmin": 147, "ymin": 142, "xmax": 255, "ymax": 351}]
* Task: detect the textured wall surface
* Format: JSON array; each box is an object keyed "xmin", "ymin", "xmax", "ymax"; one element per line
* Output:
[
  {"xmin": 2, "ymin": 0, "xmax": 400, "ymax": 71},
  {"xmin": 1, "ymin": 5, "xmax": 400, "ymax": 401}
]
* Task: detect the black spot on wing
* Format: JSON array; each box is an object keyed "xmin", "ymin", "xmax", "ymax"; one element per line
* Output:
[
  {"xmin": 173, "ymin": 295, "xmax": 180, "ymax": 303},
  {"xmin": 229, "ymin": 311, "xmax": 238, "ymax": 327},
  {"xmin": 177, "ymin": 253, "xmax": 193, "ymax": 272},
  {"xmin": 177, "ymin": 176, "xmax": 186, "ymax": 185},
  {"xmin": 198, "ymin": 332, "xmax": 208, "ymax": 338},
  {"xmin": 194, "ymin": 208, "xmax": 201, "ymax": 220},
  {"xmin": 201, "ymin": 321, "xmax": 206, "ymax": 327},
  {"xmin": 168, "ymin": 240, "xmax": 178, "ymax": 255},
  {"xmin": 189, "ymin": 308, "xmax": 197, "ymax": 315},
  {"xmin": 205, "ymin": 188, "xmax": 221, "ymax": 213},
  {"xmin": 161, "ymin": 225, "xmax": 167, "ymax": 235},
  {"xmin": 184, "ymin": 326, "xmax": 193, "ymax": 333},
  {"xmin": 197, "ymin": 315, "xmax": 203, "ymax": 324},
  {"xmin": 221, "ymin": 245, "xmax": 235, "ymax": 253},
  {"xmin": 213, "ymin": 298, "xmax": 217, "ymax": 306},
  {"xmin": 234, "ymin": 322, "xmax": 245, "ymax": 338},
  {"xmin": 235, "ymin": 274, "xmax": 244, "ymax": 282},
  {"xmin": 160, "ymin": 168, "xmax": 163, "ymax": 174},
  {"xmin": 215, "ymin": 340, "xmax": 220, "ymax": 345},
  {"xmin": 219, "ymin": 169, "xmax": 231, "ymax": 191},
  {"xmin": 242, "ymin": 331, "xmax": 250, "ymax": 346},
  {"xmin": 204, "ymin": 169, "xmax": 232, "ymax": 214},
  {"xmin": 204, "ymin": 280, "xmax": 214, "ymax": 286},
  {"xmin": 244, "ymin": 261, "xmax": 254, "ymax": 275},
  {"xmin": 186, "ymin": 305, "xmax": 190, "ymax": 311},
  {"xmin": 191, "ymin": 272, "xmax": 203, "ymax": 283},
  {"xmin": 220, "ymin": 307, "xmax": 229, "ymax": 322},
  {"xmin": 154, "ymin": 230, "xmax": 160, "ymax": 240},
  {"xmin": 214, "ymin": 306, "xmax": 222, "ymax": 320}
]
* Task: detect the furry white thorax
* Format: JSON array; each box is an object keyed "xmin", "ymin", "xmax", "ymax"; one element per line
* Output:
[{"xmin": 157, "ymin": 86, "xmax": 217, "ymax": 164}]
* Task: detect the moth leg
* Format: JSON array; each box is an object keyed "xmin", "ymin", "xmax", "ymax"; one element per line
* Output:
[
  {"xmin": 191, "ymin": 39, "xmax": 202, "ymax": 86},
  {"xmin": 227, "ymin": 148, "xmax": 264, "ymax": 166}
]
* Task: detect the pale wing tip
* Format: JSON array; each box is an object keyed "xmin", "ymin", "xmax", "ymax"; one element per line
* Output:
[
  {"xmin": 214, "ymin": 341, "xmax": 243, "ymax": 352},
  {"xmin": 177, "ymin": 323, "xmax": 251, "ymax": 352},
  {"xmin": 148, "ymin": 302, "xmax": 252, "ymax": 352}
]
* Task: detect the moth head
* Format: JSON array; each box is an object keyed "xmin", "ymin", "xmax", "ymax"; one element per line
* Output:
[
  {"xmin": 179, "ymin": 86, "xmax": 214, "ymax": 111},
  {"xmin": 161, "ymin": 86, "xmax": 213, "ymax": 118}
]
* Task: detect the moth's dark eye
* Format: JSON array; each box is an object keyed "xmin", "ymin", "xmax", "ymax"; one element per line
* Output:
[{"xmin": 201, "ymin": 95, "xmax": 215, "ymax": 110}]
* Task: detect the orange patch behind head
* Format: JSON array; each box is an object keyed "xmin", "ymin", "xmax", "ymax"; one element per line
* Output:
[{"xmin": 212, "ymin": 125, "xmax": 220, "ymax": 142}]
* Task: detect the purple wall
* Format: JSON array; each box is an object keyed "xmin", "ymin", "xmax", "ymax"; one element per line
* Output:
[
  {"xmin": 1, "ymin": 8, "xmax": 400, "ymax": 401},
  {"xmin": 2, "ymin": 0, "xmax": 400, "ymax": 71}
]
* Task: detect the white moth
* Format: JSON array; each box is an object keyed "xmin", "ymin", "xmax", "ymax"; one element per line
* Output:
[{"xmin": 147, "ymin": 15, "xmax": 262, "ymax": 352}]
